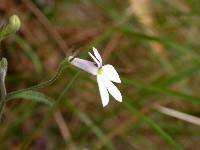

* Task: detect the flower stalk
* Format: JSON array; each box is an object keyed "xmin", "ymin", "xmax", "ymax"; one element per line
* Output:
[
  {"xmin": 7, "ymin": 59, "xmax": 69, "ymax": 97},
  {"xmin": 0, "ymin": 58, "xmax": 7, "ymax": 121}
]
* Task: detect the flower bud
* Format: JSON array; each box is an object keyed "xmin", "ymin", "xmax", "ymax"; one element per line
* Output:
[
  {"xmin": 9, "ymin": 15, "xmax": 21, "ymax": 32},
  {"xmin": 0, "ymin": 15, "xmax": 21, "ymax": 40}
]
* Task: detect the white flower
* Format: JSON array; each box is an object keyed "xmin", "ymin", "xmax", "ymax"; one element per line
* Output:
[{"xmin": 68, "ymin": 47, "xmax": 122, "ymax": 107}]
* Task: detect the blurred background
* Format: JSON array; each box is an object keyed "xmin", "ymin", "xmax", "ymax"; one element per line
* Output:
[{"xmin": 0, "ymin": 0, "xmax": 200, "ymax": 149}]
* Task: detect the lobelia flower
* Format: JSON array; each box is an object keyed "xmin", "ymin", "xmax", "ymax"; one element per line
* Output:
[{"xmin": 68, "ymin": 47, "xmax": 122, "ymax": 107}]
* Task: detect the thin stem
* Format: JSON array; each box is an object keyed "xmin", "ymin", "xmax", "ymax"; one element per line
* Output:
[
  {"xmin": 0, "ymin": 58, "xmax": 7, "ymax": 122},
  {"xmin": 0, "ymin": 76, "xmax": 6, "ymax": 121},
  {"xmin": 7, "ymin": 60, "xmax": 69, "ymax": 98}
]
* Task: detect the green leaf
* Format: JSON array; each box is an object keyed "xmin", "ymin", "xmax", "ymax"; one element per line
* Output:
[{"xmin": 6, "ymin": 90, "xmax": 53, "ymax": 106}]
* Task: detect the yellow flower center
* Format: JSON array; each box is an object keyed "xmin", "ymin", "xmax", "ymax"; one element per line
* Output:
[{"xmin": 98, "ymin": 68, "xmax": 103, "ymax": 75}]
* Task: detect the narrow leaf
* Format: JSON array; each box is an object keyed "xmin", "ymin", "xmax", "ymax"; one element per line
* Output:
[{"xmin": 6, "ymin": 90, "xmax": 53, "ymax": 106}]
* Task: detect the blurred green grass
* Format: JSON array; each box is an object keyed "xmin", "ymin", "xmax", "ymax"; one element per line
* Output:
[{"xmin": 0, "ymin": 0, "xmax": 199, "ymax": 149}]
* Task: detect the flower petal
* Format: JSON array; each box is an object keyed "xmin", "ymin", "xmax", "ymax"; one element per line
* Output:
[
  {"xmin": 93, "ymin": 47, "xmax": 102, "ymax": 65},
  {"xmin": 97, "ymin": 75, "xmax": 109, "ymax": 107},
  {"xmin": 88, "ymin": 52, "xmax": 101, "ymax": 68},
  {"xmin": 102, "ymin": 74, "xmax": 122, "ymax": 102},
  {"xmin": 102, "ymin": 65, "xmax": 121, "ymax": 83},
  {"xmin": 69, "ymin": 57, "xmax": 98, "ymax": 75}
]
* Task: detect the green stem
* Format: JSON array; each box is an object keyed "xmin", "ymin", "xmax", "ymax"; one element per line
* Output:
[
  {"xmin": 0, "ymin": 58, "xmax": 7, "ymax": 122},
  {"xmin": 7, "ymin": 60, "xmax": 69, "ymax": 98},
  {"xmin": 0, "ymin": 77, "xmax": 6, "ymax": 121}
]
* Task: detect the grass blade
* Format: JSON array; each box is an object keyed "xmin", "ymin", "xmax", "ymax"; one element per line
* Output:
[
  {"xmin": 123, "ymin": 100, "xmax": 183, "ymax": 150},
  {"xmin": 123, "ymin": 78, "xmax": 200, "ymax": 104}
]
